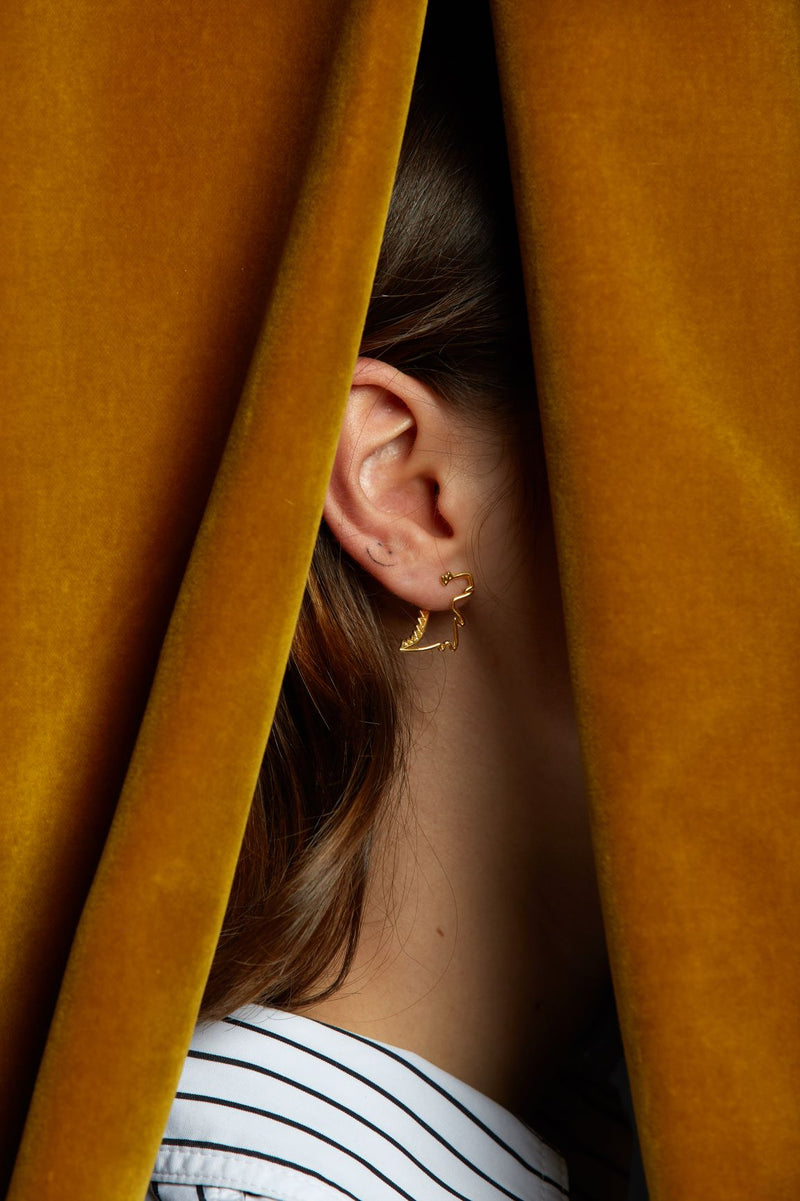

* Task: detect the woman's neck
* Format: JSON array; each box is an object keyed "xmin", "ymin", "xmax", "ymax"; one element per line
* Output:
[{"xmin": 303, "ymin": 518, "xmax": 610, "ymax": 1114}]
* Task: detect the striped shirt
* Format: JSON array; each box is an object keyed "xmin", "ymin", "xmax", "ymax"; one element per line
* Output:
[{"xmin": 148, "ymin": 1005, "xmax": 569, "ymax": 1201}]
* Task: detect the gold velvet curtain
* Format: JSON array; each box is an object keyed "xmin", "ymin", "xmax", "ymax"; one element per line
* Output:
[{"xmin": 2, "ymin": 2, "xmax": 798, "ymax": 1199}]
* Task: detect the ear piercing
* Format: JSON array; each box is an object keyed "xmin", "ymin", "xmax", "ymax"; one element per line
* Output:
[{"xmin": 399, "ymin": 572, "xmax": 475, "ymax": 653}]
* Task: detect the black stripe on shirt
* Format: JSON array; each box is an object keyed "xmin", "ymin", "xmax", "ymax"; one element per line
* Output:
[
  {"xmin": 187, "ymin": 1050, "xmax": 531, "ymax": 1201},
  {"xmin": 160, "ymin": 1138, "xmax": 364, "ymax": 1201},
  {"xmin": 223, "ymin": 1015, "xmax": 568, "ymax": 1196},
  {"xmin": 313, "ymin": 1017, "xmax": 567, "ymax": 1175},
  {"xmin": 177, "ymin": 1088, "xmax": 478, "ymax": 1201}
]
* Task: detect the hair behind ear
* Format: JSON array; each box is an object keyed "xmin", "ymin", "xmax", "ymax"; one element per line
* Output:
[{"xmin": 201, "ymin": 523, "xmax": 407, "ymax": 1016}]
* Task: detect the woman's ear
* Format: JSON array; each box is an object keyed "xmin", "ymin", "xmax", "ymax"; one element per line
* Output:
[{"xmin": 324, "ymin": 358, "xmax": 477, "ymax": 611}]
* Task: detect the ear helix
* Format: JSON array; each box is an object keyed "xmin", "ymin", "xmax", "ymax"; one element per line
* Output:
[{"xmin": 399, "ymin": 572, "xmax": 475, "ymax": 654}]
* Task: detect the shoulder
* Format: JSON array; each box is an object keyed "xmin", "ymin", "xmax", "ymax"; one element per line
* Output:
[
  {"xmin": 149, "ymin": 1008, "xmax": 351, "ymax": 1201},
  {"xmin": 149, "ymin": 1005, "xmax": 569, "ymax": 1201}
]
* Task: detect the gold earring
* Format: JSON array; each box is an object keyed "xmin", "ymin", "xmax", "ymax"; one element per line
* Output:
[{"xmin": 399, "ymin": 571, "xmax": 475, "ymax": 653}]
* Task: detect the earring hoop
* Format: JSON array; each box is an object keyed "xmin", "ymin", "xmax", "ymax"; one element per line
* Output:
[{"xmin": 399, "ymin": 571, "xmax": 475, "ymax": 653}]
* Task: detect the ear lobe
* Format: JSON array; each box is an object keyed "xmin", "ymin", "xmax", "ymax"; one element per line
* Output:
[{"xmin": 323, "ymin": 358, "xmax": 462, "ymax": 611}]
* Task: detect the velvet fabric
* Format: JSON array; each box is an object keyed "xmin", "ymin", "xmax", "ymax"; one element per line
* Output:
[
  {"xmin": 2, "ymin": 2, "xmax": 798, "ymax": 1199},
  {"xmin": 2, "ymin": 2, "xmax": 426, "ymax": 1197},
  {"xmin": 492, "ymin": 2, "xmax": 800, "ymax": 1197}
]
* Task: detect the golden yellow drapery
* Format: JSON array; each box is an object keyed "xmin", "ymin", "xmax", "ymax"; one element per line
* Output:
[{"xmin": 2, "ymin": 2, "xmax": 799, "ymax": 1199}]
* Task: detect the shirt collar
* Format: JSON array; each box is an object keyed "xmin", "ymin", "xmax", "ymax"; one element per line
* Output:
[{"xmin": 154, "ymin": 1004, "xmax": 569, "ymax": 1201}]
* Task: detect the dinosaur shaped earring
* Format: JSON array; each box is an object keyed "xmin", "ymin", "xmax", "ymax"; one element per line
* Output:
[{"xmin": 399, "ymin": 571, "xmax": 475, "ymax": 653}]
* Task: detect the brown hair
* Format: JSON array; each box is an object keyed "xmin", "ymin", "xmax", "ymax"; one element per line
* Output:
[{"xmin": 201, "ymin": 7, "xmax": 541, "ymax": 1018}]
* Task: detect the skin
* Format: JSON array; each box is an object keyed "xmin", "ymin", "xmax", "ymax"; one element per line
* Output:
[{"xmin": 306, "ymin": 357, "xmax": 610, "ymax": 1117}]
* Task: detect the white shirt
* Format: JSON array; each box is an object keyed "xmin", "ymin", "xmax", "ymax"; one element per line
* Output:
[{"xmin": 148, "ymin": 1005, "xmax": 569, "ymax": 1201}]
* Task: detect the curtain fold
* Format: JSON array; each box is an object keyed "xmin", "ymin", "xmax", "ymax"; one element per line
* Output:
[
  {"xmin": 492, "ymin": 2, "xmax": 800, "ymax": 1198},
  {"xmin": 3, "ymin": 2, "xmax": 799, "ymax": 1199},
  {"xmin": 2, "ymin": 3, "xmax": 425, "ymax": 1198}
]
